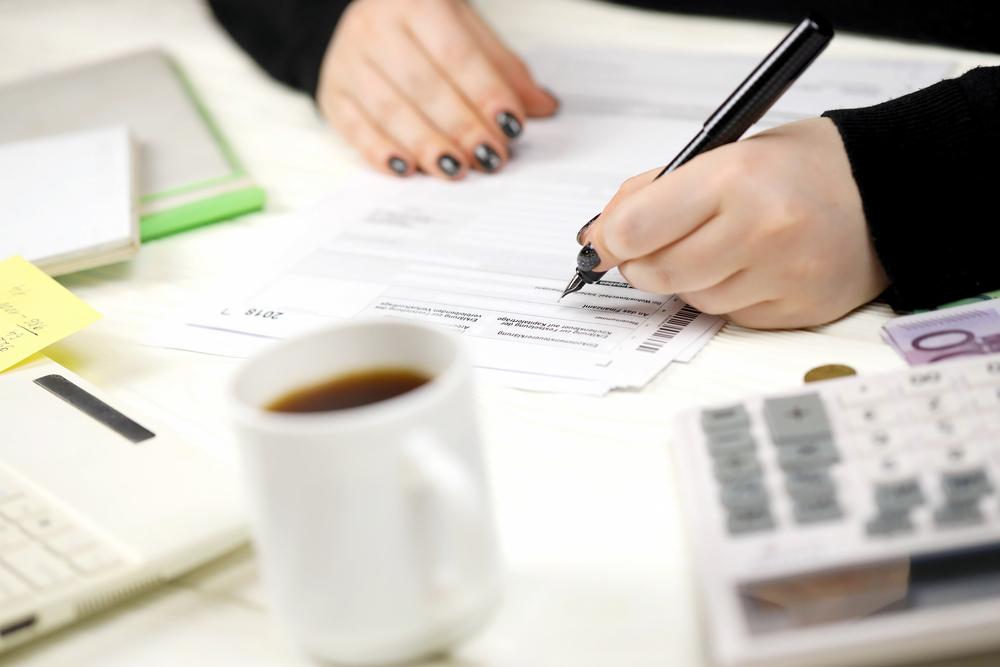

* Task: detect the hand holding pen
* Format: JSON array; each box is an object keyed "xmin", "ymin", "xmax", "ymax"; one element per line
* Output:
[{"xmin": 562, "ymin": 16, "xmax": 890, "ymax": 329}]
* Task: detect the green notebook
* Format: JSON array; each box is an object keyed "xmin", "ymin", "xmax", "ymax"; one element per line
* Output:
[{"xmin": 0, "ymin": 50, "xmax": 265, "ymax": 241}]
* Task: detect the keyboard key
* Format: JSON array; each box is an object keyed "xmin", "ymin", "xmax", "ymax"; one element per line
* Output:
[
  {"xmin": 713, "ymin": 452, "xmax": 763, "ymax": 482},
  {"xmin": 934, "ymin": 501, "xmax": 984, "ymax": 528},
  {"xmin": 785, "ymin": 469, "xmax": 837, "ymax": 502},
  {"xmin": 875, "ymin": 479, "xmax": 925, "ymax": 512},
  {"xmin": 69, "ymin": 548, "xmax": 120, "ymax": 575},
  {"xmin": 726, "ymin": 505, "xmax": 775, "ymax": 535},
  {"xmin": 941, "ymin": 469, "xmax": 993, "ymax": 503},
  {"xmin": 2, "ymin": 544, "xmax": 75, "ymax": 591},
  {"xmin": 964, "ymin": 359, "xmax": 1000, "ymax": 388},
  {"xmin": 866, "ymin": 511, "xmax": 915, "ymax": 537},
  {"xmin": 701, "ymin": 405, "xmax": 750, "ymax": 434},
  {"xmin": 706, "ymin": 430, "xmax": 755, "ymax": 457},
  {"xmin": 901, "ymin": 369, "xmax": 951, "ymax": 395},
  {"xmin": 776, "ymin": 439, "xmax": 840, "ymax": 471},
  {"xmin": 793, "ymin": 496, "xmax": 843, "ymax": 524},
  {"xmin": 719, "ymin": 479, "xmax": 769, "ymax": 510},
  {"xmin": 906, "ymin": 392, "xmax": 966, "ymax": 419},
  {"xmin": 763, "ymin": 394, "xmax": 832, "ymax": 444}
]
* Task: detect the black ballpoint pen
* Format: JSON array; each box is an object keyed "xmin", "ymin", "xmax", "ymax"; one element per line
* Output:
[{"xmin": 560, "ymin": 15, "xmax": 834, "ymax": 299}]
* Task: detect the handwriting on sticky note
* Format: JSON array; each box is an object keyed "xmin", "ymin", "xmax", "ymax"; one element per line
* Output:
[{"xmin": 0, "ymin": 256, "xmax": 101, "ymax": 372}]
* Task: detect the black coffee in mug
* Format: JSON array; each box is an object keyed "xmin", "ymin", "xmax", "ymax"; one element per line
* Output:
[{"xmin": 267, "ymin": 368, "xmax": 430, "ymax": 413}]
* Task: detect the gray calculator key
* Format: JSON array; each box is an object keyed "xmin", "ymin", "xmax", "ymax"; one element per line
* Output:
[
  {"xmin": 866, "ymin": 511, "xmax": 914, "ymax": 536},
  {"xmin": 875, "ymin": 479, "xmax": 925, "ymax": 512},
  {"xmin": 763, "ymin": 393, "xmax": 832, "ymax": 444},
  {"xmin": 719, "ymin": 479, "xmax": 769, "ymax": 510},
  {"xmin": 706, "ymin": 430, "xmax": 756, "ymax": 457},
  {"xmin": 934, "ymin": 501, "xmax": 984, "ymax": 528},
  {"xmin": 793, "ymin": 496, "xmax": 843, "ymax": 524},
  {"xmin": 701, "ymin": 405, "xmax": 750, "ymax": 434},
  {"xmin": 785, "ymin": 470, "xmax": 836, "ymax": 502},
  {"xmin": 713, "ymin": 452, "xmax": 763, "ymax": 482},
  {"xmin": 776, "ymin": 438, "xmax": 840, "ymax": 471},
  {"xmin": 726, "ymin": 505, "xmax": 775, "ymax": 535},
  {"xmin": 942, "ymin": 469, "xmax": 994, "ymax": 503}
]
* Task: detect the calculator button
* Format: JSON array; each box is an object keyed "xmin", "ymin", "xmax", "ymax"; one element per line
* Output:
[
  {"xmin": 19, "ymin": 513, "xmax": 73, "ymax": 541},
  {"xmin": 866, "ymin": 511, "xmax": 915, "ymax": 537},
  {"xmin": 0, "ymin": 499, "xmax": 47, "ymax": 523},
  {"xmin": 793, "ymin": 496, "xmax": 843, "ymax": 524},
  {"xmin": 843, "ymin": 403, "xmax": 904, "ymax": 431},
  {"xmin": 0, "ymin": 521, "xmax": 29, "ymax": 551},
  {"xmin": 2, "ymin": 544, "xmax": 75, "ymax": 590},
  {"xmin": 785, "ymin": 470, "xmax": 837, "ymax": 502},
  {"xmin": 44, "ymin": 529, "xmax": 98, "ymax": 557},
  {"xmin": 763, "ymin": 394, "xmax": 832, "ymax": 444},
  {"xmin": 706, "ymin": 430, "xmax": 756, "ymax": 457},
  {"xmin": 713, "ymin": 452, "xmax": 763, "ymax": 482},
  {"xmin": 69, "ymin": 548, "xmax": 120, "ymax": 575},
  {"xmin": 934, "ymin": 501, "xmax": 984, "ymax": 528},
  {"xmin": 726, "ymin": 506, "xmax": 775, "ymax": 535},
  {"xmin": 901, "ymin": 369, "xmax": 953, "ymax": 395},
  {"xmin": 719, "ymin": 479, "xmax": 769, "ymax": 510},
  {"xmin": 966, "ymin": 359, "xmax": 1000, "ymax": 387},
  {"xmin": 875, "ymin": 479, "xmax": 925, "ymax": 512},
  {"xmin": 776, "ymin": 439, "xmax": 840, "ymax": 471},
  {"xmin": 941, "ymin": 469, "xmax": 993, "ymax": 503},
  {"xmin": 852, "ymin": 428, "xmax": 908, "ymax": 458},
  {"xmin": 701, "ymin": 405, "xmax": 750, "ymax": 434},
  {"xmin": 972, "ymin": 386, "xmax": 1000, "ymax": 410},
  {"xmin": 906, "ymin": 393, "xmax": 967, "ymax": 419},
  {"xmin": 838, "ymin": 381, "xmax": 895, "ymax": 406},
  {"xmin": 0, "ymin": 565, "xmax": 31, "ymax": 602}
]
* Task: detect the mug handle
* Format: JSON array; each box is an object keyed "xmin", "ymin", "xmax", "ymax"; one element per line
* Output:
[{"xmin": 403, "ymin": 432, "xmax": 489, "ymax": 597}]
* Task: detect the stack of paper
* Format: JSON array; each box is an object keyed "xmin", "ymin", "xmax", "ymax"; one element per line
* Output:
[{"xmin": 165, "ymin": 48, "xmax": 954, "ymax": 394}]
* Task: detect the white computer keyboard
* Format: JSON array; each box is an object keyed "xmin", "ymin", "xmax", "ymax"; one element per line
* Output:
[
  {"xmin": 0, "ymin": 467, "xmax": 123, "ymax": 610},
  {"xmin": 672, "ymin": 353, "xmax": 1000, "ymax": 667}
]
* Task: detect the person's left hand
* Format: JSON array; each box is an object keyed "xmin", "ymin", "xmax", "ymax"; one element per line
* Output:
[{"xmin": 576, "ymin": 117, "xmax": 889, "ymax": 329}]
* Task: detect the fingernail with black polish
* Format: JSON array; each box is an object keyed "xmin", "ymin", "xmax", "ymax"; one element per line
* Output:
[
  {"xmin": 387, "ymin": 156, "xmax": 408, "ymax": 176},
  {"xmin": 576, "ymin": 213, "xmax": 599, "ymax": 245},
  {"xmin": 577, "ymin": 243, "xmax": 601, "ymax": 271},
  {"xmin": 496, "ymin": 110, "xmax": 522, "ymax": 139},
  {"xmin": 438, "ymin": 154, "xmax": 462, "ymax": 177},
  {"xmin": 474, "ymin": 144, "xmax": 502, "ymax": 172}
]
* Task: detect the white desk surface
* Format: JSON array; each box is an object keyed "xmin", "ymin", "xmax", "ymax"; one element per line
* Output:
[{"xmin": 2, "ymin": 1, "xmax": 999, "ymax": 665}]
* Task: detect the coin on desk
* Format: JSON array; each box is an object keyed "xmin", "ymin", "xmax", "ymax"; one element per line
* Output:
[{"xmin": 804, "ymin": 364, "xmax": 857, "ymax": 383}]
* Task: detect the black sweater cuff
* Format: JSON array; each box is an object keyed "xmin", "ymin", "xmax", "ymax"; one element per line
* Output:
[
  {"xmin": 822, "ymin": 67, "xmax": 1000, "ymax": 311},
  {"xmin": 208, "ymin": 0, "xmax": 350, "ymax": 97}
]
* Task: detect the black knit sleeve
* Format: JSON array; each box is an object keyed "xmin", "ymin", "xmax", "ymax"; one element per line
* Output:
[
  {"xmin": 822, "ymin": 67, "xmax": 1000, "ymax": 311},
  {"xmin": 206, "ymin": 0, "xmax": 352, "ymax": 97}
]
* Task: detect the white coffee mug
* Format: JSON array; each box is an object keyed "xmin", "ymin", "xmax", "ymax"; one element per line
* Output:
[{"xmin": 230, "ymin": 320, "xmax": 500, "ymax": 665}]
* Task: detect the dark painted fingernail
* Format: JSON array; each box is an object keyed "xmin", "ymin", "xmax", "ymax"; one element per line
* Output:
[
  {"xmin": 474, "ymin": 144, "xmax": 502, "ymax": 172},
  {"xmin": 543, "ymin": 87, "xmax": 561, "ymax": 111},
  {"xmin": 496, "ymin": 110, "xmax": 522, "ymax": 138},
  {"xmin": 438, "ymin": 154, "xmax": 462, "ymax": 177},
  {"xmin": 387, "ymin": 156, "xmax": 408, "ymax": 175},
  {"xmin": 577, "ymin": 243, "xmax": 601, "ymax": 271},
  {"xmin": 576, "ymin": 213, "xmax": 599, "ymax": 245}
]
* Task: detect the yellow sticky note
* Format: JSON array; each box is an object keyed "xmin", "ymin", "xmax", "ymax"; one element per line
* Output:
[{"xmin": 0, "ymin": 256, "xmax": 101, "ymax": 372}]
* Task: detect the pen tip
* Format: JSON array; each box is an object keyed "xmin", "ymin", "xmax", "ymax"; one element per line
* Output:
[{"xmin": 560, "ymin": 273, "xmax": 586, "ymax": 300}]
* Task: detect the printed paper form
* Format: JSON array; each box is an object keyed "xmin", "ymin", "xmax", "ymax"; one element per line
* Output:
[{"xmin": 174, "ymin": 49, "xmax": 951, "ymax": 393}]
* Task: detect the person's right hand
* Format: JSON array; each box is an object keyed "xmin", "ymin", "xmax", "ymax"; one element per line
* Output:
[{"xmin": 316, "ymin": 0, "xmax": 559, "ymax": 180}]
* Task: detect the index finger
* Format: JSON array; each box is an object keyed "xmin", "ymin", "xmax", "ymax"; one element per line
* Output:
[{"xmin": 584, "ymin": 153, "xmax": 721, "ymax": 272}]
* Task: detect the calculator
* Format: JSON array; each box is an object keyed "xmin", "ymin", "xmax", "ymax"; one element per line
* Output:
[{"xmin": 672, "ymin": 353, "xmax": 1000, "ymax": 667}]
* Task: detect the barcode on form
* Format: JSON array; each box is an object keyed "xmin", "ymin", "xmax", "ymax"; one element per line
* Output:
[{"xmin": 637, "ymin": 304, "xmax": 700, "ymax": 353}]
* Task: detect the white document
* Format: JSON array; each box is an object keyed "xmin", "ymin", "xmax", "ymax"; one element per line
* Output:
[
  {"xmin": 171, "ymin": 49, "xmax": 952, "ymax": 394},
  {"xmin": 1, "ymin": 126, "xmax": 138, "ymax": 276}
]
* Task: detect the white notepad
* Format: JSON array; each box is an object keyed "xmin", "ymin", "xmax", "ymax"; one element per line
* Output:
[{"xmin": 1, "ymin": 126, "xmax": 138, "ymax": 276}]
